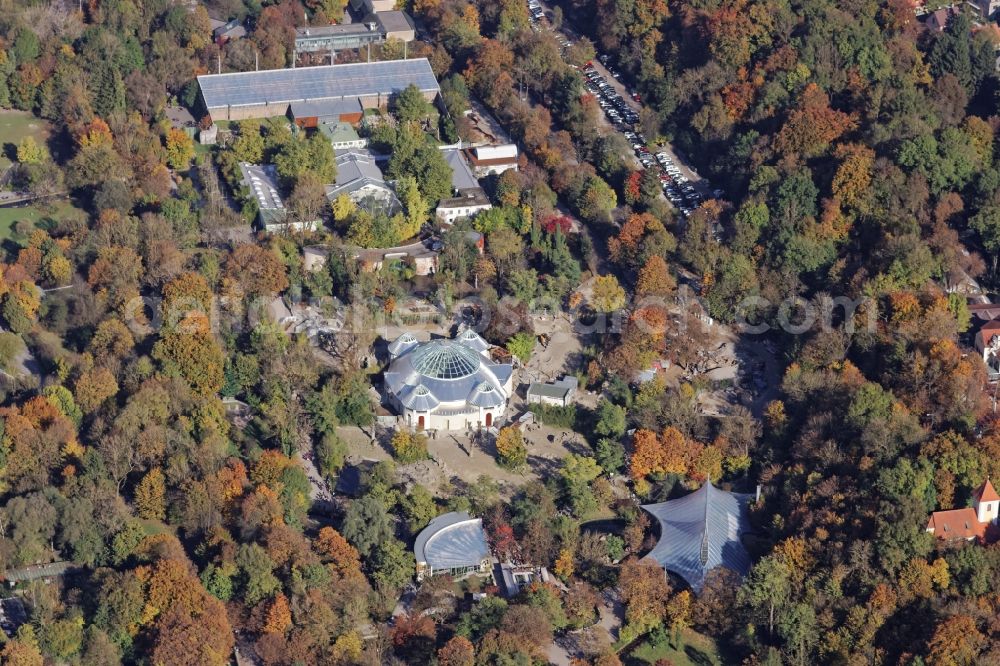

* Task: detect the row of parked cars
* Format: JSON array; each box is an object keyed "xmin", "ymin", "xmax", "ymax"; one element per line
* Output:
[
  {"xmin": 582, "ymin": 63, "xmax": 640, "ymax": 128},
  {"xmin": 528, "ymin": 0, "xmax": 545, "ymax": 26},
  {"xmin": 527, "ymin": 0, "xmax": 725, "ymax": 217}
]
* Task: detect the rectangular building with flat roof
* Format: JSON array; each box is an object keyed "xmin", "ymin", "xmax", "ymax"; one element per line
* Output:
[
  {"xmin": 198, "ymin": 58, "xmax": 440, "ymax": 121},
  {"xmin": 295, "ymin": 23, "xmax": 384, "ymax": 54}
]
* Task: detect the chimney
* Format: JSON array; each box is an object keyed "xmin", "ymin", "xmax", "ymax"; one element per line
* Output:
[{"xmin": 755, "ymin": 484, "xmax": 761, "ymax": 502}]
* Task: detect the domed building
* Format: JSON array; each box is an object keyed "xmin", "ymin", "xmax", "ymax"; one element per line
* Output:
[{"xmin": 384, "ymin": 330, "xmax": 513, "ymax": 431}]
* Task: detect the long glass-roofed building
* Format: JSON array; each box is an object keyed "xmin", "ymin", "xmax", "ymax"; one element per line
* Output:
[{"xmin": 197, "ymin": 58, "xmax": 440, "ymax": 121}]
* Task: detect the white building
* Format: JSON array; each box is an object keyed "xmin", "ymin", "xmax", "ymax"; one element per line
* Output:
[
  {"xmin": 437, "ymin": 149, "xmax": 492, "ymax": 224},
  {"xmin": 526, "ymin": 376, "xmax": 578, "ymax": 407},
  {"xmin": 975, "ymin": 319, "xmax": 1000, "ymax": 377},
  {"xmin": 465, "ymin": 144, "xmax": 519, "ymax": 177},
  {"xmin": 384, "ymin": 330, "xmax": 513, "ymax": 431},
  {"xmin": 436, "ymin": 188, "xmax": 492, "ymax": 225}
]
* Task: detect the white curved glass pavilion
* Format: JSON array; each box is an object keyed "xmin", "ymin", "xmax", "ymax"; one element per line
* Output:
[
  {"xmin": 384, "ymin": 330, "xmax": 513, "ymax": 431},
  {"xmin": 413, "ymin": 511, "xmax": 492, "ymax": 581}
]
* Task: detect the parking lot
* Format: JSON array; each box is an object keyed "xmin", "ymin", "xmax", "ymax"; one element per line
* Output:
[{"xmin": 527, "ymin": 0, "xmax": 725, "ymax": 218}]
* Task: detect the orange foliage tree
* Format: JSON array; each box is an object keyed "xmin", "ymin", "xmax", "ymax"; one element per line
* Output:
[{"xmin": 774, "ymin": 84, "xmax": 855, "ymax": 158}]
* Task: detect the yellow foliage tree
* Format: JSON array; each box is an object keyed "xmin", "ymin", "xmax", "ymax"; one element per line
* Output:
[
  {"xmin": 495, "ymin": 426, "xmax": 527, "ymax": 469},
  {"xmin": 554, "ymin": 548, "xmax": 575, "ymax": 580},
  {"xmin": 591, "ymin": 274, "xmax": 626, "ymax": 313},
  {"xmin": 135, "ymin": 467, "xmax": 166, "ymax": 520},
  {"xmin": 165, "ymin": 127, "xmax": 195, "ymax": 169},
  {"xmin": 391, "ymin": 429, "xmax": 429, "ymax": 463},
  {"xmin": 43, "ymin": 255, "xmax": 72, "ymax": 287},
  {"xmin": 331, "ymin": 193, "xmax": 356, "ymax": 223}
]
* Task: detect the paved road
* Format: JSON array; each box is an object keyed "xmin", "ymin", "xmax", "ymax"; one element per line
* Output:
[{"xmin": 545, "ymin": 589, "xmax": 623, "ymax": 665}]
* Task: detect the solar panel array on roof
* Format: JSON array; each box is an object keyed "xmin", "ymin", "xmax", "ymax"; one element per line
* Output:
[
  {"xmin": 198, "ymin": 58, "xmax": 439, "ymax": 110},
  {"xmin": 239, "ymin": 163, "xmax": 284, "ymax": 212}
]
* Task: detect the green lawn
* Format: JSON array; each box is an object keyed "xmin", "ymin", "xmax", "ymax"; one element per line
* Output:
[
  {"xmin": 628, "ymin": 629, "xmax": 723, "ymax": 666},
  {"xmin": 0, "ymin": 110, "xmax": 53, "ymax": 170},
  {"xmin": 0, "ymin": 199, "xmax": 85, "ymax": 242}
]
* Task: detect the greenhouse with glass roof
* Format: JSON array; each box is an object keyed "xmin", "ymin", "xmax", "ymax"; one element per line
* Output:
[
  {"xmin": 413, "ymin": 511, "xmax": 493, "ymax": 581},
  {"xmin": 383, "ymin": 330, "xmax": 513, "ymax": 431}
]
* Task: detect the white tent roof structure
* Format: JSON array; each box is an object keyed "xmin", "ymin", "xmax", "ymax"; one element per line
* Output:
[{"xmin": 641, "ymin": 482, "xmax": 753, "ymax": 592}]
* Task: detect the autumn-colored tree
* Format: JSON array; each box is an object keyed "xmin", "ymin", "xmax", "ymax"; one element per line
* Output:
[
  {"xmin": 438, "ymin": 635, "xmax": 475, "ymax": 666},
  {"xmin": 152, "ymin": 329, "xmax": 224, "ymax": 396},
  {"xmin": 162, "ymin": 271, "xmax": 213, "ymax": 333},
  {"xmin": 44, "ymin": 254, "xmax": 72, "ymax": 287},
  {"xmin": 224, "ymin": 244, "xmax": 289, "ymax": 298},
  {"xmin": 618, "ymin": 559, "xmax": 671, "ymax": 636},
  {"xmin": 391, "ymin": 429, "xmax": 429, "ymax": 463},
  {"xmin": 630, "ymin": 427, "xmax": 690, "ymax": 480},
  {"xmin": 165, "ymin": 127, "xmax": 195, "ymax": 169},
  {"xmin": 87, "ymin": 245, "xmax": 143, "ymax": 308},
  {"xmin": 16, "ymin": 136, "xmax": 47, "ymax": 164},
  {"xmin": 314, "ymin": 526, "xmax": 362, "ymax": 577},
  {"xmin": 897, "ymin": 557, "xmax": 950, "ymax": 602},
  {"xmin": 636, "ymin": 255, "xmax": 676, "ymax": 298},
  {"xmin": 774, "ymin": 83, "xmax": 855, "ymax": 158},
  {"xmin": 926, "ymin": 614, "xmax": 984, "ymax": 666},
  {"xmin": 76, "ymin": 118, "xmax": 113, "ymax": 149},
  {"xmin": 1, "ymin": 637, "xmax": 44, "ymax": 666},
  {"xmin": 2, "ymin": 278, "xmax": 41, "ymax": 334},
  {"xmin": 251, "ymin": 450, "xmax": 290, "ymax": 488},
  {"xmin": 90, "ymin": 318, "xmax": 135, "ymax": 366},
  {"xmin": 263, "ymin": 593, "xmax": 292, "ymax": 634},
  {"xmin": 495, "ymin": 426, "xmax": 527, "ymax": 469},
  {"xmin": 623, "ymin": 170, "xmax": 643, "ymax": 205},
  {"xmin": 135, "ymin": 467, "xmax": 167, "ymax": 520},
  {"xmin": 831, "ymin": 143, "xmax": 875, "ymax": 214},
  {"xmin": 591, "ymin": 275, "xmax": 626, "ymax": 313},
  {"xmin": 240, "ymin": 484, "xmax": 285, "ymax": 533},
  {"xmin": 665, "ymin": 590, "xmax": 692, "ymax": 647},
  {"xmin": 149, "ymin": 602, "xmax": 234, "ymax": 666},
  {"xmin": 74, "ymin": 366, "xmax": 119, "ymax": 413},
  {"xmin": 391, "ymin": 611, "xmax": 436, "ymax": 650},
  {"xmin": 1, "ymin": 395, "xmax": 79, "ymax": 493},
  {"xmin": 215, "ymin": 460, "xmax": 249, "ymax": 512},
  {"xmin": 593, "ymin": 654, "xmax": 624, "ymax": 666},
  {"xmin": 554, "ymin": 547, "xmax": 575, "ymax": 580}
]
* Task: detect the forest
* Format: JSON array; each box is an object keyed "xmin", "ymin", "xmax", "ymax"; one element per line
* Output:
[{"xmin": 0, "ymin": 0, "xmax": 994, "ymax": 665}]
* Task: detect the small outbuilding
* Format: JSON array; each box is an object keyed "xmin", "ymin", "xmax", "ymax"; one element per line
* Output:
[
  {"xmin": 465, "ymin": 144, "xmax": 519, "ymax": 177},
  {"xmin": 303, "ymin": 246, "xmax": 329, "ymax": 272},
  {"xmin": 414, "ymin": 511, "xmax": 492, "ymax": 581},
  {"xmin": 320, "ymin": 121, "xmax": 368, "ymax": 150},
  {"xmin": 526, "ymin": 376, "xmax": 578, "ymax": 407},
  {"xmin": 496, "ymin": 563, "xmax": 551, "ymax": 598}
]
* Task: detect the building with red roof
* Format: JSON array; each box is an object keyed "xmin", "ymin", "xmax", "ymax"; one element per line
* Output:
[
  {"xmin": 972, "ymin": 307, "xmax": 1000, "ymax": 378},
  {"xmin": 926, "ymin": 479, "xmax": 1000, "ymax": 542}
]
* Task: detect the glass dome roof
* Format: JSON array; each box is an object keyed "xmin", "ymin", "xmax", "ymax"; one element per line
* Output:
[{"xmin": 409, "ymin": 340, "xmax": 482, "ymax": 379}]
